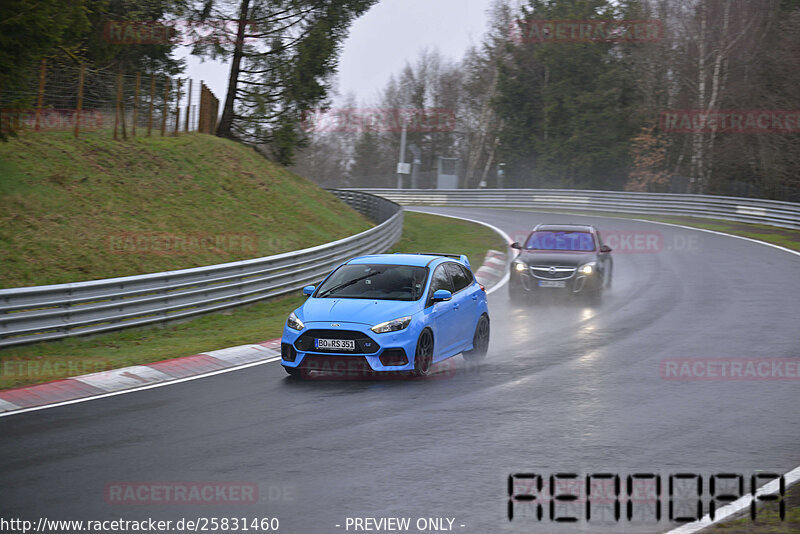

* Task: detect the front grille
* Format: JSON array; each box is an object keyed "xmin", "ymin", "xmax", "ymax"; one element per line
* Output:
[
  {"xmin": 379, "ymin": 348, "xmax": 408, "ymax": 366},
  {"xmin": 294, "ymin": 329, "xmax": 381, "ymax": 354},
  {"xmin": 281, "ymin": 343, "xmax": 297, "ymax": 362},
  {"xmin": 530, "ymin": 265, "xmax": 577, "ymax": 280}
]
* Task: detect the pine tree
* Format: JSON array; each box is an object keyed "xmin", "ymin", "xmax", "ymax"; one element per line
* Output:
[{"xmin": 192, "ymin": 0, "xmax": 376, "ymax": 165}]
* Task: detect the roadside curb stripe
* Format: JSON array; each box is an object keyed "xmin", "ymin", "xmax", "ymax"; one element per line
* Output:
[
  {"xmin": 148, "ymin": 354, "xmax": 230, "ymax": 380},
  {"xmin": 73, "ymin": 365, "xmax": 174, "ymax": 392},
  {"xmin": 0, "ymin": 379, "xmax": 105, "ymax": 409},
  {"xmin": 204, "ymin": 343, "xmax": 279, "ymax": 366},
  {"xmin": 0, "ymin": 398, "xmax": 21, "ymax": 412},
  {"xmin": 0, "ymin": 343, "xmax": 280, "ymax": 416}
]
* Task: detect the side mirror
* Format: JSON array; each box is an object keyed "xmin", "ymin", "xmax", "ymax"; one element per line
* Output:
[
  {"xmin": 510, "ymin": 242, "xmax": 522, "ymax": 250},
  {"xmin": 600, "ymin": 245, "xmax": 612, "ymax": 253},
  {"xmin": 432, "ymin": 289, "xmax": 452, "ymax": 302},
  {"xmin": 303, "ymin": 285, "xmax": 316, "ymax": 296}
]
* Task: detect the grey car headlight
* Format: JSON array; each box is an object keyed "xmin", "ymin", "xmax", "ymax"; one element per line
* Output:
[
  {"xmin": 579, "ymin": 262, "xmax": 596, "ymax": 275},
  {"xmin": 287, "ymin": 311, "xmax": 305, "ymax": 331},
  {"xmin": 513, "ymin": 261, "xmax": 527, "ymax": 272},
  {"xmin": 371, "ymin": 316, "xmax": 412, "ymax": 334}
]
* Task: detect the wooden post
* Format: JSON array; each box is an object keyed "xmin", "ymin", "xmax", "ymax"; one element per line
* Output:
[
  {"xmin": 147, "ymin": 73, "xmax": 155, "ymax": 136},
  {"xmin": 35, "ymin": 58, "xmax": 47, "ymax": 131},
  {"xmin": 184, "ymin": 79, "xmax": 192, "ymax": 132},
  {"xmin": 173, "ymin": 78, "xmax": 182, "ymax": 135},
  {"xmin": 120, "ymin": 70, "xmax": 127, "ymax": 140},
  {"xmin": 132, "ymin": 72, "xmax": 141, "ymax": 137},
  {"xmin": 114, "ymin": 70, "xmax": 122, "ymax": 140},
  {"xmin": 210, "ymin": 91, "xmax": 218, "ymax": 134},
  {"xmin": 74, "ymin": 63, "xmax": 85, "ymax": 138},
  {"xmin": 161, "ymin": 76, "xmax": 169, "ymax": 137},
  {"xmin": 198, "ymin": 82, "xmax": 205, "ymax": 134}
]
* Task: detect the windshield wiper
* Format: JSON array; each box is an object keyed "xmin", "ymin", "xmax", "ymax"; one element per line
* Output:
[{"xmin": 318, "ymin": 272, "xmax": 379, "ymax": 298}]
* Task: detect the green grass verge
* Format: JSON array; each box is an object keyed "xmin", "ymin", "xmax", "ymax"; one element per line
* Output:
[
  {"xmin": 0, "ymin": 131, "xmax": 371, "ymax": 288},
  {"xmin": 706, "ymin": 480, "xmax": 800, "ymax": 533},
  {"xmin": 390, "ymin": 211, "xmax": 506, "ymax": 271},
  {"xmin": 0, "ymin": 211, "xmax": 506, "ymax": 390}
]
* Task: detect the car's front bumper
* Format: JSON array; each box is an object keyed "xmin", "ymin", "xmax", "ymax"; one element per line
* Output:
[
  {"xmin": 280, "ymin": 322, "xmax": 419, "ymax": 376},
  {"xmin": 510, "ymin": 269, "xmax": 601, "ymax": 294}
]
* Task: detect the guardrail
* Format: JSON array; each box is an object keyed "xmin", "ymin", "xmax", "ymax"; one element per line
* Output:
[
  {"xmin": 0, "ymin": 191, "xmax": 403, "ymax": 348},
  {"xmin": 351, "ymin": 189, "xmax": 800, "ymax": 230}
]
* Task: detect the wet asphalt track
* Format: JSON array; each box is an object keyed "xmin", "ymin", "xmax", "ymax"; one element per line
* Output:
[{"xmin": 1, "ymin": 207, "xmax": 798, "ymax": 534}]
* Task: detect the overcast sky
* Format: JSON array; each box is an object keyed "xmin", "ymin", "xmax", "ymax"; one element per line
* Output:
[{"xmin": 181, "ymin": 0, "xmax": 500, "ymax": 106}]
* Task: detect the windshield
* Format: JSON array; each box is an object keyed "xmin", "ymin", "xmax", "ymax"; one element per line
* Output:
[
  {"xmin": 525, "ymin": 231, "xmax": 596, "ymax": 252},
  {"xmin": 315, "ymin": 264, "xmax": 428, "ymax": 301}
]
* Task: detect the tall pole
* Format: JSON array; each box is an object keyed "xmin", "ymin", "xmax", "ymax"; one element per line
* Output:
[
  {"xmin": 147, "ymin": 73, "xmax": 155, "ymax": 136},
  {"xmin": 173, "ymin": 78, "xmax": 182, "ymax": 134},
  {"xmin": 160, "ymin": 76, "xmax": 169, "ymax": 137},
  {"xmin": 113, "ymin": 70, "xmax": 122, "ymax": 140},
  {"xmin": 198, "ymin": 82, "xmax": 205, "ymax": 133},
  {"xmin": 184, "ymin": 79, "xmax": 192, "ymax": 132},
  {"xmin": 120, "ymin": 69, "xmax": 127, "ymax": 140},
  {"xmin": 74, "ymin": 63, "xmax": 85, "ymax": 138},
  {"xmin": 132, "ymin": 72, "xmax": 140, "ymax": 137},
  {"xmin": 34, "ymin": 59, "xmax": 47, "ymax": 131},
  {"xmin": 396, "ymin": 123, "xmax": 407, "ymax": 189}
]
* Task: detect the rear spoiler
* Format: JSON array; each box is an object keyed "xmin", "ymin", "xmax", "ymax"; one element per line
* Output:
[{"xmin": 396, "ymin": 252, "xmax": 470, "ymax": 269}]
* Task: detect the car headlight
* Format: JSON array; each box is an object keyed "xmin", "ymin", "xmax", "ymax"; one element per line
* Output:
[
  {"xmin": 513, "ymin": 261, "xmax": 527, "ymax": 272},
  {"xmin": 371, "ymin": 316, "xmax": 412, "ymax": 334},
  {"xmin": 579, "ymin": 262, "xmax": 596, "ymax": 275},
  {"xmin": 287, "ymin": 311, "xmax": 305, "ymax": 331}
]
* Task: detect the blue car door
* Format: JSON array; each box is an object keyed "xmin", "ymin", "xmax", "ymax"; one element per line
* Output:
[
  {"xmin": 428, "ymin": 264, "xmax": 459, "ymax": 356},
  {"xmin": 445, "ymin": 262, "xmax": 479, "ymax": 349}
]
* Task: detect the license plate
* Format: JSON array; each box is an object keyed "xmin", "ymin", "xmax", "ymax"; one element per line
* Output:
[
  {"xmin": 315, "ymin": 338, "xmax": 356, "ymax": 351},
  {"xmin": 538, "ymin": 280, "xmax": 566, "ymax": 288}
]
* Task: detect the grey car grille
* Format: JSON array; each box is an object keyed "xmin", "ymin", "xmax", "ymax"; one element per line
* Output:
[{"xmin": 529, "ymin": 265, "xmax": 577, "ymax": 280}]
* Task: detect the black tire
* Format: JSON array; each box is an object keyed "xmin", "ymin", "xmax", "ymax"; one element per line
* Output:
[
  {"xmin": 463, "ymin": 314, "xmax": 490, "ymax": 361},
  {"xmin": 412, "ymin": 329, "xmax": 434, "ymax": 377},
  {"xmin": 284, "ymin": 365, "xmax": 304, "ymax": 378}
]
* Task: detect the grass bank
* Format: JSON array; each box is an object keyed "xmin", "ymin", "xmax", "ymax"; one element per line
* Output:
[{"xmin": 0, "ymin": 131, "xmax": 371, "ymax": 288}]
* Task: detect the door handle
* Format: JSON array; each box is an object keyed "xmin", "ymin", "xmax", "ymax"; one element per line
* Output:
[
  {"xmin": 472, "ymin": 294, "xmax": 478, "ymax": 301},
  {"xmin": 453, "ymin": 303, "xmax": 460, "ymax": 310}
]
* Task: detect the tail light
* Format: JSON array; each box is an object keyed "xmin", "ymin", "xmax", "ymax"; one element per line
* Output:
[{"xmin": 479, "ymin": 284, "xmax": 486, "ymax": 292}]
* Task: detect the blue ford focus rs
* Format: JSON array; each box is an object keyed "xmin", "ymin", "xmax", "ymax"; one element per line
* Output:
[{"xmin": 281, "ymin": 253, "xmax": 490, "ymax": 378}]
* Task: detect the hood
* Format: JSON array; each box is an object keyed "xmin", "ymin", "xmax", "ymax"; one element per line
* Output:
[
  {"xmin": 300, "ymin": 297, "xmax": 423, "ymax": 326},
  {"xmin": 516, "ymin": 250, "xmax": 595, "ymax": 267}
]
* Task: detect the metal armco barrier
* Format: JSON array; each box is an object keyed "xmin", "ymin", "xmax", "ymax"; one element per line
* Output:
[
  {"xmin": 0, "ymin": 191, "xmax": 402, "ymax": 348},
  {"xmin": 351, "ymin": 189, "xmax": 800, "ymax": 230}
]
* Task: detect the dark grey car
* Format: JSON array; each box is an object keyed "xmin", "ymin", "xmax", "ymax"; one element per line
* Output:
[{"xmin": 508, "ymin": 224, "xmax": 613, "ymax": 302}]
